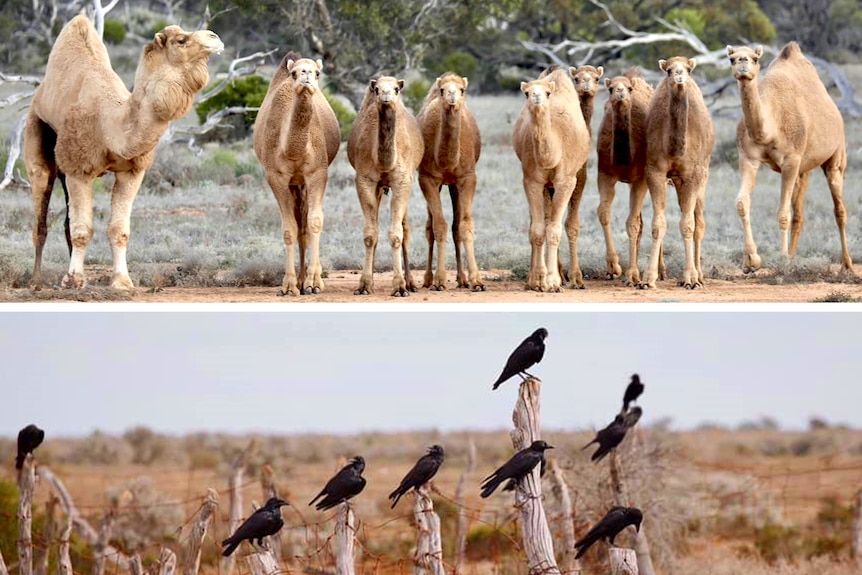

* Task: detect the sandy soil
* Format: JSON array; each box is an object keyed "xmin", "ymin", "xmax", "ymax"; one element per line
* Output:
[{"xmin": 3, "ymin": 268, "xmax": 862, "ymax": 304}]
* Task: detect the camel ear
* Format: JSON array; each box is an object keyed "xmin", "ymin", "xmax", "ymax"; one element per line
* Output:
[
  {"xmin": 154, "ymin": 31, "xmax": 167, "ymax": 48},
  {"xmin": 370, "ymin": 79, "xmax": 378, "ymax": 91},
  {"xmin": 755, "ymin": 46, "xmax": 763, "ymax": 57},
  {"xmin": 658, "ymin": 59, "xmax": 668, "ymax": 71},
  {"xmin": 398, "ymin": 79, "xmax": 405, "ymax": 91},
  {"xmin": 688, "ymin": 58, "xmax": 697, "ymax": 71},
  {"xmin": 315, "ymin": 59, "xmax": 323, "ymax": 71},
  {"xmin": 287, "ymin": 59, "xmax": 296, "ymax": 72},
  {"xmin": 726, "ymin": 45, "xmax": 734, "ymax": 57},
  {"xmin": 462, "ymin": 77, "xmax": 469, "ymax": 88},
  {"xmin": 596, "ymin": 66, "xmax": 604, "ymax": 78},
  {"xmin": 604, "ymin": 78, "xmax": 612, "ymax": 88},
  {"xmin": 520, "ymin": 81, "xmax": 528, "ymax": 93},
  {"xmin": 548, "ymin": 81, "xmax": 556, "ymax": 93},
  {"xmin": 436, "ymin": 77, "xmax": 443, "ymax": 89},
  {"xmin": 568, "ymin": 66, "xmax": 577, "ymax": 77}
]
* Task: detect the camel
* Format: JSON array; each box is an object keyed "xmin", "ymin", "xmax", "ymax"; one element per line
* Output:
[
  {"xmin": 415, "ymin": 73, "xmax": 483, "ymax": 291},
  {"xmin": 513, "ymin": 67, "xmax": 590, "ymax": 291},
  {"xmin": 25, "ymin": 15, "xmax": 223, "ymax": 289},
  {"xmin": 727, "ymin": 43, "xmax": 852, "ymax": 272},
  {"xmin": 347, "ymin": 76, "xmax": 424, "ymax": 297},
  {"xmin": 254, "ymin": 54, "xmax": 340, "ymax": 296},
  {"xmin": 596, "ymin": 69, "xmax": 665, "ymax": 285},
  {"xmin": 641, "ymin": 56, "xmax": 714, "ymax": 289}
]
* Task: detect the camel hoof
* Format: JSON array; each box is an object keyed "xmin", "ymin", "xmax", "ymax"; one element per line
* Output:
[
  {"xmin": 277, "ymin": 289, "xmax": 297, "ymax": 297},
  {"xmin": 391, "ymin": 288, "xmax": 410, "ymax": 297},
  {"xmin": 431, "ymin": 284, "xmax": 446, "ymax": 292},
  {"xmin": 472, "ymin": 284, "xmax": 487, "ymax": 292},
  {"xmin": 637, "ymin": 282, "xmax": 654, "ymax": 290},
  {"xmin": 548, "ymin": 286, "xmax": 563, "ymax": 293},
  {"xmin": 354, "ymin": 288, "xmax": 370, "ymax": 296},
  {"xmin": 302, "ymin": 286, "xmax": 314, "ymax": 295},
  {"xmin": 743, "ymin": 266, "xmax": 755, "ymax": 274},
  {"xmin": 61, "ymin": 272, "xmax": 84, "ymax": 289}
]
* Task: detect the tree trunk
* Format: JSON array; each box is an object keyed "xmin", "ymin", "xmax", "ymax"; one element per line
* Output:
[
  {"xmin": 413, "ymin": 485, "xmax": 444, "ymax": 575},
  {"xmin": 335, "ymin": 504, "xmax": 356, "ymax": 575},
  {"xmin": 547, "ymin": 459, "xmax": 581, "ymax": 574},
  {"xmin": 183, "ymin": 489, "xmax": 219, "ymax": 575},
  {"xmin": 510, "ymin": 377, "xmax": 560, "ymax": 575},
  {"xmin": 17, "ymin": 454, "xmax": 35, "ymax": 575},
  {"xmin": 34, "ymin": 496, "xmax": 57, "ymax": 575},
  {"xmin": 609, "ymin": 548, "xmax": 638, "ymax": 575},
  {"xmin": 453, "ymin": 439, "xmax": 476, "ymax": 574}
]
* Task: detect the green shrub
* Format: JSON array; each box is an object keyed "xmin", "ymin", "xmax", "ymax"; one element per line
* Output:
[
  {"xmin": 149, "ymin": 20, "xmax": 170, "ymax": 38},
  {"xmin": 402, "ymin": 78, "xmax": 431, "ymax": 115},
  {"xmin": 754, "ymin": 522, "xmax": 801, "ymax": 562},
  {"xmin": 0, "ymin": 479, "xmax": 16, "ymax": 564},
  {"xmin": 195, "ymin": 75, "xmax": 269, "ymax": 133},
  {"xmin": 102, "ymin": 19, "xmax": 126, "ymax": 44},
  {"xmin": 465, "ymin": 523, "xmax": 519, "ymax": 561},
  {"xmin": 323, "ymin": 90, "xmax": 356, "ymax": 141},
  {"xmin": 440, "ymin": 52, "xmax": 478, "ymax": 80}
]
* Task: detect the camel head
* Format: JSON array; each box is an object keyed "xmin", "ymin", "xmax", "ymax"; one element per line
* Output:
[
  {"xmin": 144, "ymin": 24, "xmax": 223, "ymax": 67},
  {"xmin": 569, "ymin": 65, "xmax": 604, "ymax": 98},
  {"xmin": 659, "ymin": 57, "xmax": 696, "ymax": 88},
  {"xmin": 436, "ymin": 74, "xmax": 468, "ymax": 108},
  {"xmin": 520, "ymin": 79, "xmax": 555, "ymax": 107},
  {"xmin": 288, "ymin": 58, "xmax": 323, "ymax": 94},
  {"xmin": 727, "ymin": 45, "xmax": 763, "ymax": 81},
  {"xmin": 605, "ymin": 76, "xmax": 634, "ymax": 104},
  {"xmin": 370, "ymin": 76, "xmax": 404, "ymax": 107}
]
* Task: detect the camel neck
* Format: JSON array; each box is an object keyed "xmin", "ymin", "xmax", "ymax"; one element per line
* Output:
[
  {"xmin": 114, "ymin": 91, "xmax": 171, "ymax": 159},
  {"xmin": 529, "ymin": 105, "xmax": 560, "ymax": 170},
  {"xmin": 377, "ymin": 104, "xmax": 397, "ymax": 171},
  {"xmin": 286, "ymin": 89, "xmax": 315, "ymax": 160},
  {"xmin": 579, "ymin": 94, "xmax": 595, "ymax": 134},
  {"xmin": 612, "ymin": 101, "xmax": 632, "ymax": 166},
  {"xmin": 436, "ymin": 105, "xmax": 462, "ymax": 170},
  {"xmin": 668, "ymin": 87, "xmax": 688, "ymax": 158},
  {"xmin": 737, "ymin": 77, "xmax": 771, "ymax": 144}
]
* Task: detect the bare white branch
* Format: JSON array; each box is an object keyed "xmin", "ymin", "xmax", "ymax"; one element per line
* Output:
[
  {"xmin": 196, "ymin": 49, "xmax": 277, "ymax": 105},
  {"xmin": 0, "ymin": 115, "xmax": 28, "ymax": 191}
]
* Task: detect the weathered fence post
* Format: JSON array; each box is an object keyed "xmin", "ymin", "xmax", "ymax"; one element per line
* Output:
[
  {"xmin": 609, "ymin": 548, "xmax": 638, "ymax": 575},
  {"xmin": 57, "ymin": 512, "xmax": 72, "ymax": 575},
  {"xmin": 17, "ymin": 453, "xmax": 36, "ymax": 575},
  {"xmin": 183, "ymin": 488, "xmax": 219, "ymax": 575},
  {"xmin": 130, "ymin": 555, "xmax": 144, "ymax": 575},
  {"xmin": 222, "ymin": 441, "xmax": 255, "ymax": 575},
  {"xmin": 334, "ymin": 504, "xmax": 356, "ymax": 575},
  {"xmin": 853, "ymin": 489, "xmax": 862, "ymax": 564},
  {"xmin": 260, "ymin": 464, "xmax": 285, "ymax": 564},
  {"xmin": 158, "ymin": 548, "xmax": 177, "ymax": 575},
  {"xmin": 510, "ymin": 377, "xmax": 561, "ymax": 575},
  {"xmin": 34, "ymin": 495, "xmax": 57, "ymax": 575},
  {"xmin": 246, "ymin": 553, "xmax": 281, "ymax": 575},
  {"xmin": 0, "ymin": 546, "xmax": 8, "ymax": 575},
  {"xmin": 547, "ymin": 459, "xmax": 581, "ymax": 574},
  {"xmin": 453, "ymin": 439, "xmax": 476, "ymax": 574},
  {"xmin": 413, "ymin": 484, "xmax": 444, "ymax": 575},
  {"xmin": 609, "ymin": 452, "xmax": 656, "ymax": 575}
]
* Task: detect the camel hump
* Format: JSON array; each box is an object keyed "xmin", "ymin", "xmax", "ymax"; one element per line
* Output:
[
  {"xmin": 778, "ymin": 42, "xmax": 803, "ymax": 60},
  {"xmin": 623, "ymin": 67, "xmax": 643, "ymax": 80}
]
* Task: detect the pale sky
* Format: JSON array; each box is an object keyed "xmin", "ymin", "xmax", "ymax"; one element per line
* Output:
[{"xmin": 1, "ymin": 310, "xmax": 859, "ymax": 437}]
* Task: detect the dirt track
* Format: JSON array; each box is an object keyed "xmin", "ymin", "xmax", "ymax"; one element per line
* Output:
[{"xmin": 4, "ymin": 269, "xmax": 862, "ymax": 304}]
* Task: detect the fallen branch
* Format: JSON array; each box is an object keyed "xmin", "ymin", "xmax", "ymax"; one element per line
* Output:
[{"xmin": 196, "ymin": 50, "xmax": 277, "ymax": 105}]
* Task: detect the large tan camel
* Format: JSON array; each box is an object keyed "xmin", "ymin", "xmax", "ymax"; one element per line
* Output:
[
  {"xmin": 513, "ymin": 67, "xmax": 590, "ymax": 291},
  {"xmin": 727, "ymin": 43, "xmax": 852, "ymax": 272},
  {"xmin": 416, "ymin": 73, "xmax": 483, "ymax": 291},
  {"xmin": 641, "ymin": 56, "xmax": 714, "ymax": 289},
  {"xmin": 254, "ymin": 54, "xmax": 340, "ymax": 296},
  {"xmin": 25, "ymin": 15, "xmax": 223, "ymax": 289},
  {"xmin": 596, "ymin": 69, "xmax": 664, "ymax": 285},
  {"xmin": 347, "ymin": 76, "xmax": 424, "ymax": 297}
]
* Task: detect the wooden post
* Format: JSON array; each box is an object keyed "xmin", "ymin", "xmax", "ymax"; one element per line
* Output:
[
  {"xmin": 609, "ymin": 548, "xmax": 638, "ymax": 575},
  {"xmin": 34, "ymin": 496, "xmax": 57, "ymax": 575},
  {"xmin": 158, "ymin": 548, "xmax": 177, "ymax": 575},
  {"xmin": 92, "ymin": 492, "xmax": 123, "ymax": 575},
  {"xmin": 183, "ymin": 489, "xmax": 219, "ymax": 575},
  {"xmin": 853, "ymin": 489, "xmax": 862, "ymax": 564},
  {"xmin": 413, "ymin": 485, "xmax": 444, "ymax": 575},
  {"xmin": 547, "ymin": 459, "xmax": 581, "ymax": 574},
  {"xmin": 260, "ymin": 464, "xmax": 285, "ymax": 564},
  {"xmin": 453, "ymin": 439, "xmax": 476, "ymax": 574},
  {"xmin": 17, "ymin": 453, "xmax": 36, "ymax": 575},
  {"xmin": 222, "ymin": 441, "xmax": 255, "ymax": 575},
  {"xmin": 130, "ymin": 555, "xmax": 144, "ymax": 575},
  {"xmin": 510, "ymin": 377, "xmax": 561, "ymax": 575},
  {"xmin": 334, "ymin": 504, "xmax": 356, "ymax": 575},
  {"xmin": 0, "ymin": 547, "xmax": 8, "ymax": 575},
  {"xmin": 57, "ymin": 512, "xmax": 72, "ymax": 575},
  {"xmin": 609, "ymin": 451, "xmax": 656, "ymax": 575},
  {"xmin": 246, "ymin": 553, "xmax": 281, "ymax": 575}
]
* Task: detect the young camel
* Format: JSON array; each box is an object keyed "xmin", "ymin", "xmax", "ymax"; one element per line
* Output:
[
  {"xmin": 25, "ymin": 15, "xmax": 223, "ymax": 289},
  {"xmin": 513, "ymin": 67, "xmax": 590, "ymax": 291},
  {"xmin": 347, "ymin": 76, "xmax": 424, "ymax": 297},
  {"xmin": 416, "ymin": 73, "xmax": 483, "ymax": 291},
  {"xmin": 727, "ymin": 43, "xmax": 852, "ymax": 272},
  {"xmin": 254, "ymin": 54, "xmax": 340, "ymax": 296},
  {"xmin": 596, "ymin": 69, "xmax": 664, "ymax": 285},
  {"xmin": 641, "ymin": 57, "xmax": 714, "ymax": 289}
]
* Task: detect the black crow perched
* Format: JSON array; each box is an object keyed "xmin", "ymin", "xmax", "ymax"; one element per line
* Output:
[
  {"xmin": 502, "ymin": 455, "xmax": 546, "ymax": 492},
  {"xmin": 574, "ymin": 506, "xmax": 643, "ymax": 559},
  {"xmin": 582, "ymin": 415, "xmax": 627, "ymax": 463},
  {"xmin": 388, "ymin": 445, "xmax": 445, "ymax": 508},
  {"xmin": 492, "ymin": 328, "xmax": 548, "ymax": 389},
  {"xmin": 480, "ymin": 440, "xmax": 552, "ymax": 497},
  {"xmin": 221, "ymin": 497, "xmax": 289, "ymax": 557},
  {"xmin": 309, "ymin": 456, "xmax": 367, "ymax": 511},
  {"xmin": 622, "ymin": 374, "xmax": 644, "ymax": 413},
  {"xmin": 16, "ymin": 424, "xmax": 45, "ymax": 470}
]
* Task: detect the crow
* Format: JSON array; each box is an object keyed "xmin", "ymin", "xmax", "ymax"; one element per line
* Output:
[
  {"xmin": 492, "ymin": 328, "xmax": 548, "ymax": 389},
  {"xmin": 622, "ymin": 406, "xmax": 643, "ymax": 429},
  {"xmin": 574, "ymin": 506, "xmax": 643, "ymax": 559},
  {"xmin": 16, "ymin": 424, "xmax": 45, "ymax": 470},
  {"xmin": 502, "ymin": 455, "xmax": 546, "ymax": 492},
  {"xmin": 309, "ymin": 456, "xmax": 367, "ymax": 511},
  {"xmin": 480, "ymin": 440, "xmax": 552, "ymax": 498},
  {"xmin": 388, "ymin": 445, "xmax": 445, "ymax": 508},
  {"xmin": 622, "ymin": 374, "xmax": 644, "ymax": 413},
  {"xmin": 221, "ymin": 497, "xmax": 289, "ymax": 557},
  {"xmin": 582, "ymin": 415, "xmax": 627, "ymax": 463}
]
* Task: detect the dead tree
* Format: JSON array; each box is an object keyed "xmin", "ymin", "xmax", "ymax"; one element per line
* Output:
[
  {"xmin": 609, "ymin": 548, "xmax": 638, "ymax": 575},
  {"xmin": 413, "ymin": 485, "xmax": 444, "ymax": 575},
  {"xmin": 547, "ymin": 459, "xmax": 581, "ymax": 574},
  {"xmin": 34, "ymin": 496, "xmax": 58, "ymax": 575},
  {"xmin": 183, "ymin": 489, "xmax": 219, "ymax": 575},
  {"xmin": 222, "ymin": 441, "xmax": 256, "ymax": 575},
  {"xmin": 17, "ymin": 454, "xmax": 36, "ymax": 575},
  {"xmin": 510, "ymin": 377, "xmax": 560, "ymax": 575},
  {"xmin": 334, "ymin": 504, "xmax": 356, "ymax": 575},
  {"xmin": 453, "ymin": 439, "xmax": 476, "ymax": 573}
]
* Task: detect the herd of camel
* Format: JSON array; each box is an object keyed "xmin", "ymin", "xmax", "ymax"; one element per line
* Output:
[{"xmin": 21, "ymin": 15, "xmax": 854, "ymax": 296}]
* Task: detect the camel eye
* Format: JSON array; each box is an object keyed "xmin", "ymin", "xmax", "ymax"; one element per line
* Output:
[
  {"xmin": 460, "ymin": 88, "xmax": 465, "ymax": 94},
  {"xmin": 176, "ymin": 36, "xmax": 187, "ymax": 46},
  {"xmin": 291, "ymin": 71, "xmax": 297, "ymax": 79},
  {"xmin": 753, "ymin": 58, "xmax": 759, "ymax": 64},
  {"xmin": 394, "ymin": 87, "xmax": 400, "ymax": 94},
  {"xmin": 730, "ymin": 58, "xmax": 736, "ymax": 64},
  {"xmin": 440, "ymin": 88, "xmax": 444, "ymax": 95}
]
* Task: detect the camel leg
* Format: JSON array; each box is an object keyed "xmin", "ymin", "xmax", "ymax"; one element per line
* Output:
[
  {"xmin": 524, "ymin": 178, "xmax": 548, "ymax": 291},
  {"xmin": 423, "ymin": 206, "xmax": 434, "ymax": 288},
  {"xmin": 563, "ymin": 177, "xmax": 585, "ymax": 289},
  {"xmin": 789, "ymin": 171, "xmax": 810, "ymax": 257},
  {"xmin": 105, "ymin": 169, "xmax": 146, "ymax": 289},
  {"xmin": 596, "ymin": 172, "xmax": 622, "ymax": 280},
  {"xmin": 674, "ymin": 177, "xmax": 699, "ymax": 289},
  {"xmin": 455, "ymin": 175, "xmax": 484, "ymax": 291},
  {"xmin": 449, "ymin": 184, "xmax": 466, "ymax": 288},
  {"xmin": 694, "ymin": 181, "xmax": 707, "ymax": 286},
  {"xmin": 419, "ymin": 175, "xmax": 448, "ymax": 290},
  {"xmin": 61, "ymin": 174, "xmax": 96, "ymax": 289},
  {"xmin": 822, "ymin": 155, "xmax": 853, "ymax": 270},
  {"xmin": 303, "ymin": 172, "xmax": 327, "ymax": 294},
  {"xmin": 24, "ymin": 115, "xmax": 57, "ymax": 290},
  {"xmin": 776, "ymin": 159, "xmax": 801, "ymax": 257},
  {"xmin": 735, "ymin": 156, "xmax": 762, "ymax": 273},
  {"xmin": 388, "ymin": 176, "xmax": 413, "ymax": 297},
  {"xmin": 355, "ymin": 176, "xmax": 380, "ymax": 295},
  {"xmin": 269, "ymin": 175, "xmax": 300, "ymax": 296},
  {"xmin": 402, "ymin": 209, "xmax": 417, "ymax": 292},
  {"xmin": 295, "ymin": 185, "xmax": 308, "ymax": 290},
  {"xmin": 624, "ymin": 178, "xmax": 648, "ymax": 287},
  {"xmin": 639, "ymin": 170, "xmax": 668, "ymax": 289},
  {"xmin": 59, "ymin": 172, "xmax": 72, "ymax": 256}
]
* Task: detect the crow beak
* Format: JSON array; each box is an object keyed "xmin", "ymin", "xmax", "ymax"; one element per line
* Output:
[
  {"xmin": 636, "ymin": 523, "xmax": 641, "ymax": 533},
  {"xmin": 547, "ymin": 445, "xmax": 555, "ymax": 449}
]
